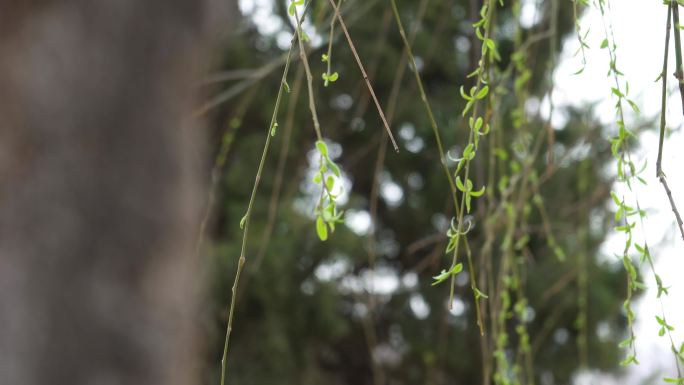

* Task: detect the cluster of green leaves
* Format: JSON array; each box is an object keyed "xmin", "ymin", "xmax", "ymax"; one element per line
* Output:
[
  {"xmin": 320, "ymin": 67, "xmax": 339, "ymax": 86},
  {"xmin": 432, "ymin": 1, "xmax": 496, "ymax": 289},
  {"xmin": 287, "ymin": 0, "xmax": 304, "ymax": 16},
  {"xmin": 320, "ymin": 49, "xmax": 338, "ymax": 88},
  {"xmin": 610, "ymin": 192, "xmax": 642, "ymax": 366},
  {"xmin": 572, "ymin": 0, "xmax": 590, "ymax": 74},
  {"xmin": 313, "ymin": 141, "xmax": 344, "ymax": 241},
  {"xmin": 321, "ymin": 0, "xmax": 342, "ymax": 87},
  {"xmin": 594, "ymin": 0, "xmax": 647, "ymax": 367}
]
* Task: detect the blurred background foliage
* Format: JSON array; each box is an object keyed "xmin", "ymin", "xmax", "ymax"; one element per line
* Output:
[{"xmin": 198, "ymin": 0, "xmax": 630, "ymax": 384}]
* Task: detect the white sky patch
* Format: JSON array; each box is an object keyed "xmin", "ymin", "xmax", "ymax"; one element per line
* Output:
[
  {"xmin": 314, "ymin": 256, "xmax": 350, "ymax": 282},
  {"xmin": 410, "ymin": 294, "xmax": 430, "ymax": 320},
  {"xmin": 238, "ymin": 0, "xmax": 283, "ymax": 36},
  {"xmin": 339, "ymin": 266, "xmax": 400, "ymax": 295},
  {"xmin": 398, "ymin": 122, "xmax": 425, "ymax": 153},
  {"xmin": 380, "ymin": 172, "xmax": 405, "ymax": 208},
  {"xmin": 519, "ymin": 0, "xmax": 542, "ymax": 29},
  {"xmin": 345, "ymin": 209, "xmax": 372, "ymax": 236},
  {"xmin": 556, "ymin": 1, "xmax": 684, "ymax": 383},
  {"xmin": 239, "ymin": 0, "xmax": 323, "ymax": 50},
  {"xmin": 448, "ymin": 297, "xmax": 466, "ymax": 317},
  {"xmin": 402, "ymin": 272, "xmax": 418, "ymax": 288}
]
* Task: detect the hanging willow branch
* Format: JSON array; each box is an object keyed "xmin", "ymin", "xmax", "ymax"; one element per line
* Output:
[
  {"xmin": 326, "ymin": 0, "xmax": 400, "ymax": 152},
  {"xmin": 657, "ymin": 1, "xmax": 684, "ymax": 243},
  {"xmin": 218, "ymin": 3, "xmax": 312, "ymax": 384}
]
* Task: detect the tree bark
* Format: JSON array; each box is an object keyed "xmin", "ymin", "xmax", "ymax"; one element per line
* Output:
[{"xmin": 0, "ymin": 1, "xmax": 221, "ymax": 384}]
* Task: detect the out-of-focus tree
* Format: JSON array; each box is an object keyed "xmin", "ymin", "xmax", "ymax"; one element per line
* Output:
[
  {"xmin": 0, "ymin": 1, "xmax": 229, "ymax": 384},
  {"xmin": 201, "ymin": 1, "xmax": 628, "ymax": 385}
]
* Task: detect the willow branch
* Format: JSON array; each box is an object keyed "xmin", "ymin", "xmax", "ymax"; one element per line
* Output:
[
  {"xmin": 327, "ymin": 0, "xmax": 400, "ymax": 152},
  {"xmin": 218, "ymin": 3, "xmax": 311, "ymax": 384},
  {"xmin": 658, "ymin": 2, "xmax": 684, "ymax": 243}
]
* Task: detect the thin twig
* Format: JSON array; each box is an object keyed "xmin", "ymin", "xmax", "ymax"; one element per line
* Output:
[
  {"xmin": 672, "ymin": 2, "xmax": 684, "ymax": 114},
  {"xmin": 252, "ymin": 67, "xmax": 304, "ymax": 272},
  {"xmin": 218, "ymin": 3, "xmax": 311, "ymax": 384},
  {"xmin": 658, "ymin": 2, "xmax": 673, "ymax": 176},
  {"xmin": 658, "ymin": 174, "xmax": 684, "ymax": 242},
  {"xmin": 326, "ymin": 0, "xmax": 400, "ymax": 152},
  {"xmin": 324, "ymin": 0, "xmax": 343, "ymax": 82},
  {"xmin": 389, "ymin": 0, "xmax": 485, "ymax": 335},
  {"xmin": 658, "ymin": 2, "xmax": 684, "ymax": 242}
]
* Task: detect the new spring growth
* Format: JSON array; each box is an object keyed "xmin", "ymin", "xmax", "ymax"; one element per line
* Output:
[
  {"xmin": 313, "ymin": 140, "xmax": 344, "ymax": 241},
  {"xmin": 320, "ymin": 55, "xmax": 339, "ymax": 87}
]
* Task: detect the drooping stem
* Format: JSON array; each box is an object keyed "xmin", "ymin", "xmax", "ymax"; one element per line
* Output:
[
  {"xmin": 657, "ymin": 2, "xmax": 672, "ymax": 177},
  {"xmin": 658, "ymin": 2, "xmax": 684, "ymax": 243},
  {"xmin": 389, "ymin": 0, "xmax": 485, "ymax": 336},
  {"xmin": 326, "ymin": 0, "xmax": 400, "ymax": 152},
  {"xmin": 671, "ymin": 2, "xmax": 684, "ymax": 114},
  {"xmin": 324, "ymin": 0, "xmax": 343, "ymax": 81},
  {"xmin": 252, "ymin": 67, "xmax": 304, "ymax": 273},
  {"xmin": 218, "ymin": 4, "xmax": 311, "ymax": 384},
  {"xmin": 448, "ymin": 0, "xmax": 496, "ymax": 314}
]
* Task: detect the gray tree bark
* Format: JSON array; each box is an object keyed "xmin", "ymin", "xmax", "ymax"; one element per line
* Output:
[{"xmin": 0, "ymin": 1, "xmax": 225, "ymax": 384}]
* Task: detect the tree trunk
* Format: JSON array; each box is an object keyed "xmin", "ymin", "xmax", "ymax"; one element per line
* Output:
[{"xmin": 0, "ymin": 1, "xmax": 221, "ymax": 384}]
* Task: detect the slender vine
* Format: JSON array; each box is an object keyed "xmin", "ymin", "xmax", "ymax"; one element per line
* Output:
[
  {"xmin": 218, "ymin": 3, "xmax": 311, "ymax": 384},
  {"xmin": 389, "ymin": 0, "xmax": 486, "ymax": 335}
]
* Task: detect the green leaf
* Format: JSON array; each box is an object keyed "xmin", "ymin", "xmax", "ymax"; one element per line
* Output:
[
  {"xmin": 620, "ymin": 355, "xmax": 638, "ymax": 366},
  {"xmin": 610, "ymin": 191, "xmax": 621, "ymax": 206},
  {"xmin": 270, "ymin": 122, "xmax": 278, "ymax": 137},
  {"xmin": 450, "ymin": 263, "xmax": 464, "ymax": 275},
  {"xmin": 627, "ymin": 99, "xmax": 640, "ymax": 114},
  {"xmin": 431, "ymin": 263, "xmax": 463, "ymax": 286},
  {"xmin": 325, "ymin": 175, "xmax": 335, "ymax": 191},
  {"xmin": 316, "ymin": 216, "xmax": 328, "ymax": 241},
  {"xmin": 316, "ymin": 140, "xmax": 329, "ymax": 157},
  {"xmin": 600, "ymin": 38, "xmax": 609, "ymax": 49},
  {"xmin": 474, "ymin": 288, "xmax": 489, "ymax": 299},
  {"xmin": 470, "ymin": 185, "xmax": 486, "ymax": 197},
  {"xmin": 455, "ymin": 176, "xmax": 465, "ymax": 192},
  {"xmin": 321, "ymin": 54, "xmax": 329, "ymax": 62},
  {"xmin": 618, "ymin": 336, "xmax": 634, "ymax": 348},
  {"xmin": 459, "ymin": 85, "xmax": 472, "ymax": 101},
  {"xmin": 431, "ymin": 269, "xmax": 451, "ymax": 285},
  {"xmin": 327, "ymin": 159, "xmax": 341, "ymax": 177},
  {"xmin": 475, "ymin": 85, "xmax": 489, "ymax": 99},
  {"xmin": 463, "ymin": 143, "xmax": 474, "ymax": 160},
  {"xmin": 474, "ymin": 117, "xmax": 483, "ymax": 131},
  {"xmin": 288, "ymin": 0, "xmax": 304, "ymax": 16},
  {"xmin": 239, "ymin": 215, "xmax": 247, "ymax": 230},
  {"xmin": 328, "ymin": 72, "xmax": 339, "ymax": 82}
]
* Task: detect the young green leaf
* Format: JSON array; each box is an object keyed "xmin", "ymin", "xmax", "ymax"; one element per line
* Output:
[
  {"xmin": 315, "ymin": 140, "xmax": 328, "ymax": 157},
  {"xmin": 475, "ymin": 85, "xmax": 489, "ymax": 99},
  {"xmin": 316, "ymin": 216, "xmax": 328, "ymax": 241}
]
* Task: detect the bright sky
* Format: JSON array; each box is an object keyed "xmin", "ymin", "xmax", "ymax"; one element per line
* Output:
[{"xmin": 551, "ymin": 1, "xmax": 684, "ymax": 383}]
